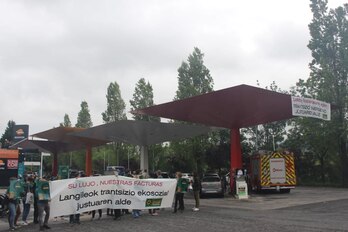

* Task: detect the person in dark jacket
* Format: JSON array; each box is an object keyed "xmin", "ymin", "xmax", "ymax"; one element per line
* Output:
[{"xmin": 192, "ymin": 172, "xmax": 201, "ymax": 212}]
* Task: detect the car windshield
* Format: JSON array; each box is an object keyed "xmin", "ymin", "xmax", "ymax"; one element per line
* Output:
[{"xmin": 202, "ymin": 177, "xmax": 220, "ymax": 182}]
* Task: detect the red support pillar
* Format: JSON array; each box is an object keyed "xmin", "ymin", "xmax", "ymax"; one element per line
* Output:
[
  {"xmin": 230, "ymin": 128, "xmax": 242, "ymax": 193},
  {"xmin": 52, "ymin": 153, "xmax": 58, "ymax": 177},
  {"xmin": 85, "ymin": 145, "xmax": 92, "ymax": 176}
]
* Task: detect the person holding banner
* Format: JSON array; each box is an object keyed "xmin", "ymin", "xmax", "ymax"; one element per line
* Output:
[
  {"xmin": 36, "ymin": 177, "xmax": 51, "ymax": 231},
  {"xmin": 132, "ymin": 170, "xmax": 142, "ymax": 218},
  {"xmin": 6, "ymin": 177, "xmax": 24, "ymax": 231},
  {"xmin": 91, "ymin": 209, "xmax": 102, "ymax": 220}
]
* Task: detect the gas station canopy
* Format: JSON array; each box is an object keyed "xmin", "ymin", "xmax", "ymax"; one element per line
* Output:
[
  {"xmin": 132, "ymin": 84, "xmax": 296, "ymax": 128},
  {"xmin": 70, "ymin": 120, "xmax": 214, "ymax": 146}
]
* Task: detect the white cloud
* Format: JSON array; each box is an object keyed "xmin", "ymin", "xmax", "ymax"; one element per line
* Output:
[{"xmin": 0, "ymin": 0, "xmax": 346, "ymax": 135}]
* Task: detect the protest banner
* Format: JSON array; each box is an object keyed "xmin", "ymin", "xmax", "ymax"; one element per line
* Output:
[
  {"xmin": 49, "ymin": 175, "xmax": 177, "ymax": 218},
  {"xmin": 291, "ymin": 96, "xmax": 331, "ymax": 121}
]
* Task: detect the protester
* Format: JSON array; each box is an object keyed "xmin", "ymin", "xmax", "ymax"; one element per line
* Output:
[
  {"xmin": 173, "ymin": 172, "xmax": 188, "ymax": 213},
  {"xmin": 132, "ymin": 170, "xmax": 142, "ymax": 218},
  {"xmin": 14, "ymin": 200, "xmax": 21, "ymax": 227},
  {"xmin": 21, "ymin": 176, "xmax": 34, "ymax": 225},
  {"xmin": 192, "ymin": 172, "xmax": 201, "ymax": 212},
  {"xmin": 14, "ymin": 175, "xmax": 25, "ymax": 227},
  {"xmin": 148, "ymin": 170, "xmax": 162, "ymax": 216},
  {"xmin": 31, "ymin": 174, "xmax": 39, "ymax": 225},
  {"xmin": 6, "ymin": 177, "xmax": 24, "ymax": 231},
  {"xmin": 141, "ymin": 169, "xmax": 149, "ymax": 179},
  {"xmin": 36, "ymin": 176, "xmax": 51, "ymax": 231},
  {"xmin": 91, "ymin": 209, "xmax": 102, "ymax": 220},
  {"xmin": 70, "ymin": 173, "xmax": 82, "ymax": 225}
]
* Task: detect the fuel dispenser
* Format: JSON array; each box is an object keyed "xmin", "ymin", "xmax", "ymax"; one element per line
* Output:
[{"xmin": 235, "ymin": 169, "xmax": 248, "ymax": 199}]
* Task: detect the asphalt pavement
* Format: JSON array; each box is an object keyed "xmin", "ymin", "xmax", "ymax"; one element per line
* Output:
[{"xmin": 1, "ymin": 187, "xmax": 348, "ymax": 232}]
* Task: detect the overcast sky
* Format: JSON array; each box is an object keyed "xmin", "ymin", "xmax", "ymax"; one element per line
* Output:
[{"xmin": 0, "ymin": 0, "xmax": 346, "ymax": 135}]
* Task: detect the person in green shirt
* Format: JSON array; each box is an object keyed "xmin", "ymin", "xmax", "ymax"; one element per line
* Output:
[
  {"xmin": 36, "ymin": 176, "xmax": 51, "ymax": 231},
  {"xmin": 173, "ymin": 172, "xmax": 188, "ymax": 213},
  {"xmin": 6, "ymin": 177, "xmax": 24, "ymax": 231}
]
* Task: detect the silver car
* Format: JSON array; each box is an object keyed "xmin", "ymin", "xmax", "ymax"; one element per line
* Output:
[{"xmin": 200, "ymin": 176, "xmax": 224, "ymax": 198}]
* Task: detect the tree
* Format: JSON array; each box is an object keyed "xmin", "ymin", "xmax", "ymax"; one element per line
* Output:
[
  {"xmin": 76, "ymin": 101, "xmax": 93, "ymax": 128},
  {"xmin": 172, "ymin": 47, "xmax": 214, "ymax": 174},
  {"xmin": 102, "ymin": 82, "xmax": 127, "ymax": 123},
  {"xmin": 59, "ymin": 114, "xmax": 72, "ymax": 127},
  {"xmin": 102, "ymin": 82, "xmax": 127, "ymax": 166},
  {"xmin": 130, "ymin": 78, "xmax": 160, "ymax": 172},
  {"xmin": 0, "ymin": 120, "xmax": 15, "ymax": 148},
  {"xmin": 291, "ymin": 0, "xmax": 348, "ymax": 186},
  {"xmin": 72, "ymin": 101, "xmax": 93, "ymax": 170},
  {"xmin": 175, "ymin": 47, "xmax": 213, "ymax": 100},
  {"xmin": 130, "ymin": 78, "xmax": 159, "ymax": 122}
]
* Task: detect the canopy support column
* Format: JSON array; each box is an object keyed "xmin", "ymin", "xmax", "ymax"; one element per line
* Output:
[
  {"xmin": 85, "ymin": 145, "xmax": 92, "ymax": 176},
  {"xmin": 230, "ymin": 128, "xmax": 242, "ymax": 193},
  {"xmin": 140, "ymin": 146, "xmax": 149, "ymax": 173}
]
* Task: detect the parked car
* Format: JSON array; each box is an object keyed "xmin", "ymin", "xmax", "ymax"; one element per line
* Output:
[
  {"xmin": 69, "ymin": 169, "xmax": 85, "ymax": 178},
  {"xmin": 203, "ymin": 172, "xmax": 220, "ymax": 178},
  {"xmin": 160, "ymin": 172, "xmax": 170, "ymax": 178},
  {"xmin": 104, "ymin": 166, "xmax": 125, "ymax": 176},
  {"xmin": 182, "ymin": 173, "xmax": 193, "ymax": 182},
  {"xmin": 200, "ymin": 175, "xmax": 224, "ymax": 198}
]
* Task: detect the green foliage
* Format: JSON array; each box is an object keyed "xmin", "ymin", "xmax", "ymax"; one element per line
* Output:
[
  {"xmin": 175, "ymin": 47, "xmax": 213, "ymax": 100},
  {"xmin": 0, "ymin": 120, "xmax": 16, "ymax": 148},
  {"xmin": 101, "ymin": 81, "xmax": 128, "ymax": 166},
  {"xmin": 76, "ymin": 101, "xmax": 93, "ymax": 128},
  {"xmin": 130, "ymin": 78, "xmax": 160, "ymax": 122},
  {"xmin": 287, "ymin": 0, "xmax": 348, "ymax": 186},
  {"xmin": 170, "ymin": 47, "xmax": 216, "ymax": 174},
  {"xmin": 59, "ymin": 114, "xmax": 72, "ymax": 127},
  {"xmin": 102, "ymin": 82, "xmax": 127, "ymax": 123}
]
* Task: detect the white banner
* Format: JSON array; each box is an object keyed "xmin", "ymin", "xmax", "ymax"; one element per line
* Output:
[
  {"xmin": 49, "ymin": 175, "xmax": 177, "ymax": 218},
  {"xmin": 291, "ymin": 96, "xmax": 331, "ymax": 121}
]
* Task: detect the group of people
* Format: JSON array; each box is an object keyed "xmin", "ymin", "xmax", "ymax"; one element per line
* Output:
[
  {"xmin": 173, "ymin": 171, "xmax": 201, "ymax": 213},
  {"xmin": 4, "ymin": 169, "xmax": 202, "ymax": 231},
  {"xmin": 6, "ymin": 174, "xmax": 50, "ymax": 231}
]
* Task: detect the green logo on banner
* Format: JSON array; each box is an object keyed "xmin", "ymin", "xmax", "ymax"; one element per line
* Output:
[{"xmin": 145, "ymin": 198, "xmax": 162, "ymax": 207}]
